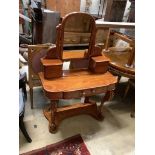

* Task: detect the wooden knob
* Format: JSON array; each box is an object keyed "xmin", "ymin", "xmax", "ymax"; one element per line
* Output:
[
  {"xmin": 82, "ymin": 91, "xmax": 86, "ymax": 96},
  {"xmin": 92, "ymin": 89, "xmax": 95, "ymax": 93}
]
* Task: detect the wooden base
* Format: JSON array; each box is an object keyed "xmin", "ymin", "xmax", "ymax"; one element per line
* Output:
[{"xmin": 43, "ymin": 102, "xmax": 103, "ymax": 133}]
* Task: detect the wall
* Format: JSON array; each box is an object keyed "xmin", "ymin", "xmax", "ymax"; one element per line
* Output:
[{"xmin": 80, "ymin": 0, "xmax": 104, "ymax": 15}]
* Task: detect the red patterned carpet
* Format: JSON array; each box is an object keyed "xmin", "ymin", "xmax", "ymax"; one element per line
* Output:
[{"xmin": 21, "ymin": 134, "xmax": 91, "ymax": 155}]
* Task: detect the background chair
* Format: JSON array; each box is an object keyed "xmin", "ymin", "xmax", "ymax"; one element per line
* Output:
[
  {"xmin": 103, "ymin": 29, "xmax": 135, "ymax": 81},
  {"xmin": 28, "ymin": 43, "xmax": 53, "ymax": 109},
  {"xmin": 19, "ymin": 71, "xmax": 32, "ymax": 143}
]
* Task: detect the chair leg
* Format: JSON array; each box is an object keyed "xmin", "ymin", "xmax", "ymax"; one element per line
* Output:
[
  {"xmin": 30, "ymin": 88, "xmax": 33, "ymax": 109},
  {"xmin": 19, "ymin": 114, "xmax": 32, "ymax": 143}
]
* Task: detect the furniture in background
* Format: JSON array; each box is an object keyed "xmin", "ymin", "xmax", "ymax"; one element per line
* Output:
[
  {"xmin": 28, "ymin": 43, "xmax": 53, "ymax": 109},
  {"xmin": 19, "ymin": 71, "xmax": 32, "ymax": 143},
  {"xmin": 31, "ymin": 9, "xmax": 60, "ymax": 44},
  {"xmin": 39, "ymin": 12, "xmax": 117, "ymax": 133},
  {"xmin": 95, "ymin": 21, "xmax": 135, "ymax": 80},
  {"xmin": 124, "ymin": 79, "xmax": 135, "ymax": 118},
  {"xmin": 103, "ymin": 0, "xmax": 127, "ymax": 22},
  {"xmin": 128, "ymin": 0, "xmax": 135, "ymax": 22},
  {"xmin": 103, "ymin": 28, "xmax": 135, "ymax": 80},
  {"xmin": 95, "ymin": 21, "xmax": 135, "ymax": 117},
  {"xmin": 46, "ymin": 0, "xmax": 80, "ymax": 17}
]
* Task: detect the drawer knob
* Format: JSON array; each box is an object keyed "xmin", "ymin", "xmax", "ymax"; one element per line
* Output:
[
  {"xmin": 82, "ymin": 91, "xmax": 86, "ymax": 96},
  {"xmin": 92, "ymin": 89, "xmax": 95, "ymax": 93}
]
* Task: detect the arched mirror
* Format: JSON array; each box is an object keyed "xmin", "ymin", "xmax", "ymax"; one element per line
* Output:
[
  {"xmin": 55, "ymin": 12, "xmax": 98, "ymax": 59},
  {"xmin": 43, "ymin": 12, "xmax": 106, "ymax": 78}
]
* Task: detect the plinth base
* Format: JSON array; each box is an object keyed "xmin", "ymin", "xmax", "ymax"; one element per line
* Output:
[{"xmin": 43, "ymin": 102, "xmax": 104, "ymax": 133}]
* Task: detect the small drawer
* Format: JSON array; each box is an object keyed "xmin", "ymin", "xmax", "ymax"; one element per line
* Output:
[
  {"xmin": 41, "ymin": 58, "xmax": 63, "ymax": 79},
  {"xmin": 89, "ymin": 56, "xmax": 110, "ymax": 74},
  {"xmin": 63, "ymin": 90, "xmax": 82, "ymax": 99},
  {"xmin": 91, "ymin": 87, "xmax": 107, "ymax": 95},
  {"xmin": 63, "ymin": 89, "xmax": 92, "ymax": 99}
]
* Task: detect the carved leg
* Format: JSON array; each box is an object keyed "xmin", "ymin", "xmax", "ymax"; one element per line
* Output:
[
  {"xmin": 29, "ymin": 88, "xmax": 33, "ymax": 109},
  {"xmin": 99, "ymin": 90, "xmax": 115, "ymax": 118},
  {"xmin": 19, "ymin": 114, "xmax": 32, "ymax": 143},
  {"xmin": 49, "ymin": 100, "xmax": 58, "ymax": 133}
]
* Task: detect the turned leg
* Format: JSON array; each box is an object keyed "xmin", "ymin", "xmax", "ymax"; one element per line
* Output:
[
  {"xmin": 29, "ymin": 88, "xmax": 33, "ymax": 109},
  {"xmin": 49, "ymin": 100, "xmax": 58, "ymax": 133},
  {"xmin": 19, "ymin": 114, "xmax": 32, "ymax": 143}
]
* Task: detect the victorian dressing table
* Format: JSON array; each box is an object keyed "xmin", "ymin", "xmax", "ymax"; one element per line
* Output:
[{"xmin": 39, "ymin": 12, "xmax": 117, "ymax": 133}]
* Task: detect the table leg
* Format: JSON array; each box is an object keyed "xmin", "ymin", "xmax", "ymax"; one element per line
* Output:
[
  {"xmin": 99, "ymin": 90, "xmax": 114, "ymax": 115},
  {"xmin": 49, "ymin": 100, "xmax": 58, "ymax": 133}
]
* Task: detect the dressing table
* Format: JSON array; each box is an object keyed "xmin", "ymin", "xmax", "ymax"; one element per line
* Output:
[{"xmin": 39, "ymin": 12, "xmax": 118, "ymax": 133}]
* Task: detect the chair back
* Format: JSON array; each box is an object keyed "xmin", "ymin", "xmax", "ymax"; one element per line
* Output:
[{"xmin": 28, "ymin": 44, "xmax": 53, "ymax": 87}]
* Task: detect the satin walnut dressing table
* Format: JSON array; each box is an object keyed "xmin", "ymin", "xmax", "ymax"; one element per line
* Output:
[{"xmin": 39, "ymin": 12, "xmax": 117, "ymax": 133}]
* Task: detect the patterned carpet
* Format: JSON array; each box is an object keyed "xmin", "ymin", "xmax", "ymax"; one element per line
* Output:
[{"xmin": 21, "ymin": 134, "xmax": 91, "ymax": 155}]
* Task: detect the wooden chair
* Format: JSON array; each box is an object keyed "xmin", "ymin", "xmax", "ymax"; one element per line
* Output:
[
  {"xmin": 103, "ymin": 29, "xmax": 135, "ymax": 117},
  {"xmin": 28, "ymin": 43, "xmax": 53, "ymax": 109},
  {"xmin": 103, "ymin": 29, "xmax": 135, "ymax": 80}
]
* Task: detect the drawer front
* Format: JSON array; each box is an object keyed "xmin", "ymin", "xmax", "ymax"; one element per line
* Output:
[
  {"xmin": 45, "ymin": 91, "xmax": 63, "ymax": 100},
  {"xmin": 63, "ymin": 87, "xmax": 110, "ymax": 99},
  {"xmin": 91, "ymin": 87, "xmax": 107, "ymax": 95},
  {"xmin": 63, "ymin": 89, "xmax": 92, "ymax": 99}
]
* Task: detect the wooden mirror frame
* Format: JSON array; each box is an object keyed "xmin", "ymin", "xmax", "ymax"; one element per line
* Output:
[
  {"xmin": 41, "ymin": 12, "xmax": 109, "ymax": 79},
  {"xmin": 45, "ymin": 12, "xmax": 103, "ymax": 60}
]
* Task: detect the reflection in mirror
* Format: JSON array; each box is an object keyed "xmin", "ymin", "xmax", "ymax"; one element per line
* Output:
[
  {"xmin": 59, "ymin": 12, "xmax": 98, "ymax": 69},
  {"xmin": 63, "ymin": 13, "xmax": 95, "ymax": 51}
]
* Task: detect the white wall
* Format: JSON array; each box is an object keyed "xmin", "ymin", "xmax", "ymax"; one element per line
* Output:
[{"xmin": 80, "ymin": 0, "xmax": 102, "ymax": 15}]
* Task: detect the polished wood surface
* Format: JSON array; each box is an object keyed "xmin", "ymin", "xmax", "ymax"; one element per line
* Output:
[
  {"xmin": 89, "ymin": 56, "xmax": 110, "ymax": 73},
  {"xmin": 39, "ymin": 13, "xmax": 117, "ymax": 133},
  {"xmin": 103, "ymin": 50, "xmax": 135, "ymax": 78},
  {"xmin": 39, "ymin": 70, "xmax": 117, "ymax": 133},
  {"xmin": 63, "ymin": 50, "xmax": 85, "ymax": 60},
  {"xmin": 39, "ymin": 70, "xmax": 117, "ymax": 99}
]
